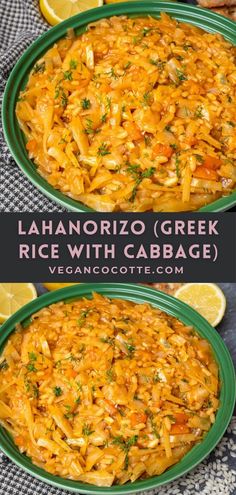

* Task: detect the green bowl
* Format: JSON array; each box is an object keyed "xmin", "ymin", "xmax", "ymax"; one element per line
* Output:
[
  {"xmin": 0, "ymin": 283, "xmax": 235, "ymax": 494},
  {"xmin": 2, "ymin": 2, "xmax": 236, "ymax": 212}
]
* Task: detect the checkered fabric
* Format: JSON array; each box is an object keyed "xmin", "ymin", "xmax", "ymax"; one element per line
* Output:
[{"xmin": 0, "ymin": 0, "xmax": 65, "ymax": 211}]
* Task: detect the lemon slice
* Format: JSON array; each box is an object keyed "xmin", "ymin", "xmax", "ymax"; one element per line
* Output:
[
  {"xmin": 43, "ymin": 283, "xmax": 79, "ymax": 291},
  {"xmin": 105, "ymin": 0, "xmax": 137, "ymax": 3},
  {"xmin": 0, "ymin": 283, "xmax": 37, "ymax": 323},
  {"xmin": 174, "ymin": 283, "xmax": 226, "ymax": 327},
  {"xmin": 40, "ymin": 0, "xmax": 103, "ymax": 26}
]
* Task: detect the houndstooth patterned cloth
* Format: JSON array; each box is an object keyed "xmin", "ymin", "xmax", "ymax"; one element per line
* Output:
[{"xmin": 0, "ymin": 0, "xmax": 65, "ymax": 211}]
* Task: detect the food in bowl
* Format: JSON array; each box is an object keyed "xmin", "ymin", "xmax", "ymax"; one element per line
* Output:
[
  {"xmin": 16, "ymin": 13, "xmax": 236, "ymax": 212},
  {"xmin": 0, "ymin": 293, "xmax": 219, "ymax": 486}
]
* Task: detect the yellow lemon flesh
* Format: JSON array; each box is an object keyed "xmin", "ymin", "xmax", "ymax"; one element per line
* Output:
[
  {"xmin": 174, "ymin": 283, "xmax": 226, "ymax": 327},
  {"xmin": 43, "ymin": 283, "xmax": 79, "ymax": 291},
  {"xmin": 0, "ymin": 283, "xmax": 37, "ymax": 323},
  {"xmin": 40, "ymin": 0, "xmax": 103, "ymax": 26}
]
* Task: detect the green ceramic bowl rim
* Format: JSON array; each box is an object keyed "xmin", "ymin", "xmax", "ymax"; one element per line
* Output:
[
  {"xmin": 0, "ymin": 283, "xmax": 235, "ymax": 494},
  {"xmin": 2, "ymin": 1, "xmax": 236, "ymax": 213}
]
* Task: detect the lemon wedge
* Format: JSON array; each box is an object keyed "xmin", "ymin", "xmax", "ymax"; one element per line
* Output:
[
  {"xmin": 40, "ymin": 0, "xmax": 103, "ymax": 26},
  {"xmin": 174, "ymin": 283, "xmax": 226, "ymax": 327},
  {"xmin": 0, "ymin": 283, "xmax": 37, "ymax": 323},
  {"xmin": 105, "ymin": 0, "xmax": 137, "ymax": 3},
  {"xmin": 43, "ymin": 283, "xmax": 79, "ymax": 291}
]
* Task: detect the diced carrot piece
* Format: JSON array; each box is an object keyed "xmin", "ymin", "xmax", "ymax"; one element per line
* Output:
[
  {"xmin": 153, "ymin": 143, "xmax": 173, "ymax": 158},
  {"xmin": 185, "ymin": 137, "xmax": 198, "ymax": 146},
  {"xmin": 193, "ymin": 166, "xmax": 218, "ymax": 181},
  {"xmin": 170, "ymin": 424, "xmax": 190, "ymax": 434},
  {"xmin": 26, "ymin": 139, "xmax": 37, "ymax": 152},
  {"xmin": 15, "ymin": 435, "xmax": 25, "ymax": 447},
  {"xmin": 203, "ymin": 155, "xmax": 222, "ymax": 170},
  {"xmin": 130, "ymin": 412, "xmax": 147, "ymax": 427},
  {"xmin": 174, "ymin": 412, "xmax": 188, "ymax": 424},
  {"xmin": 123, "ymin": 121, "xmax": 143, "ymax": 141},
  {"xmin": 65, "ymin": 368, "xmax": 77, "ymax": 378}
]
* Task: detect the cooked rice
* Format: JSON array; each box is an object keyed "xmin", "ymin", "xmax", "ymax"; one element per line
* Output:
[
  {"xmin": 16, "ymin": 14, "xmax": 236, "ymax": 212},
  {"xmin": 0, "ymin": 293, "xmax": 219, "ymax": 486}
]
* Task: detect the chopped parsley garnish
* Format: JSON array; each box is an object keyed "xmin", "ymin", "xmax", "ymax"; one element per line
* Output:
[
  {"xmin": 84, "ymin": 119, "xmax": 100, "ymax": 135},
  {"xmin": 0, "ymin": 359, "xmax": 9, "ymax": 371},
  {"xmin": 166, "ymin": 415, "xmax": 176, "ymax": 423},
  {"xmin": 101, "ymin": 113, "xmax": 108, "ymax": 123},
  {"xmin": 127, "ymin": 164, "xmax": 155, "ymax": 202},
  {"xmin": 195, "ymin": 106, "xmax": 203, "ymax": 119},
  {"xmin": 24, "ymin": 379, "xmax": 31, "ymax": 392},
  {"xmin": 124, "ymin": 61, "xmax": 131, "ymax": 70},
  {"xmin": 81, "ymin": 98, "xmax": 91, "ymax": 110},
  {"xmin": 27, "ymin": 352, "xmax": 37, "ymax": 372},
  {"xmin": 54, "ymin": 86, "xmax": 68, "ymax": 107},
  {"xmin": 175, "ymin": 157, "xmax": 181, "ymax": 178},
  {"xmin": 63, "ymin": 70, "xmax": 73, "ymax": 81},
  {"xmin": 112, "ymin": 435, "xmax": 138, "ymax": 470},
  {"xmin": 106, "ymin": 96, "xmax": 112, "ymax": 110},
  {"xmin": 170, "ymin": 143, "xmax": 178, "ymax": 150},
  {"xmin": 97, "ymin": 142, "xmax": 111, "ymax": 156},
  {"xmin": 78, "ymin": 309, "xmax": 92, "ymax": 326},
  {"xmin": 64, "ymin": 411, "xmax": 76, "ymax": 420},
  {"xmin": 106, "ymin": 368, "xmax": 115, "ymax": 382},
  {"xmin": 117, "ymin": 406, "xmax": 126, "ymax": 417},
  {"xmin": 28, "ymin": 352, "xmax": 37, "ymax": 361},
  {"xmin": 100, "ymin": 336, "xmax": 115, "ymax": 345},
  {"xmin": 27, "ymin": 363, "xmax": 37, "ymax": 372},
  {"xmin": 145, "ymin": 409, "xmax": 160, "ymax": 438},
  {"xmin": 205, "ymin": 399, "xmax": 213, "ymax": 408},
  {"xmin": 176, "ymin": 69, "xmax": 187, "ymax": 83},
  {"xmin": 195, "ymin": 154, "xmax": 204, "ymax": 163},
  {"xmin": 82, "ymin": 424, "xmax": 94, "ymax": 436},
  {"xmin": 165, "ymin": 125, "xmax": 171, "ymax": 132},
  {"xmin": 76, "ymin": 381, "xmax": 82, "ymax": 392},
  {"xmin": 32, "ymin": 61, "xmax": 45, "ymax": 74},
  {"xmin": 70, "ymin": 59, "xmax": 78, "ymax": 70},
  {"xmin": 108, "ymin": 67, "xmax": 118, "ymax": 79},
  {"xmin": 59, "ymin": 137, "xmax": 68, "ymax": 144},
  {"xmin": 143, "ymin": 91, "xmax": 152, "ymax": 106},
  {"xmin": 183, "ymin": 43, "xmax": 193, "ymax": 51},
  {"xmin": 125, "ymin": 342, "xmax": 136, "ymax": 358},
  {"xmin": 64, "ymin": 405, "xmax": 76, "ymax": 420},
  {"xmin": 75, "ymin": 396, "xmax": 81, "ymax": 404},
  {"xmin": 227, "ymin": 121, "xmax": 235, "ymax": 127},
  {"xmin": 153, "ymin": 372, "xmax": 161, "ymax": 383},
  {"xmin": 32, "ymin": 385, "xmax": 39, "ymax": 398},
  {"xmin": 149, "ymin": 59, "xmax": 165, "ymax": 70},
  {"xmin": 53, "ymin": 386, "xmax": 62, "ymax": 397}
]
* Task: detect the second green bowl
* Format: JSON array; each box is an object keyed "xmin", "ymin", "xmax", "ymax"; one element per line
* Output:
[{"xmin": 0, "ymin": 283, "xmax": 235, "ymax": 494}]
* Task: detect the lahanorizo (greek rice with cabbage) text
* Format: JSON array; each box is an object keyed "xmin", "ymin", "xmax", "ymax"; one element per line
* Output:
[
  {"xmin": 0, "ymin": 294, "xmax": 219, "ymax": 486},
  {"xmin": 16, "ymin": 14, "xmax": 236, "ymax": 212}
]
